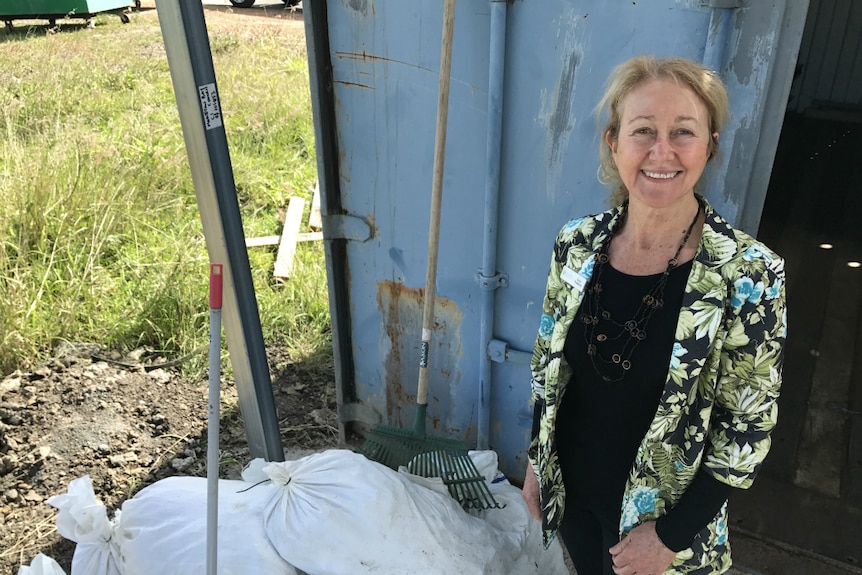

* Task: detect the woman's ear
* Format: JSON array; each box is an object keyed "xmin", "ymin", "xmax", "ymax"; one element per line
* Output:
[
  {"xmin": 605, "ymin": 131, "xmax": 616, "ymax": 154},
  {"xmin": 709, "ymin": 132, "xmax": 719, "ymax": 159}
]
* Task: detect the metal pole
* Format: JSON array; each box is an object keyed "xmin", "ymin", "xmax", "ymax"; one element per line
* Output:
[
  {"xmin": 476, "ymin": 0, "xmax": 508, "ymax": 450},
  {"xmin": 302, "ymin": 0, "xmax": 358, "ymax": 443},
  {"xmin": 207, "ymin": 264, "xmax": 223, "ymax": 575},
  {"xmin": 154, "ymin": 0, "xmax": 284, "ymax": 461}
]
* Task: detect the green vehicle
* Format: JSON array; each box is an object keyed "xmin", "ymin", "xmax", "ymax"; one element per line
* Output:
[{"xmin": 1, "ymin": 0, "xmax": 138, "ymax": 30}]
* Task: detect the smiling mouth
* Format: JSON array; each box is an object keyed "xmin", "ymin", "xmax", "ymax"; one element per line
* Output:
[{"xmin": 642, "ymin": 170, "xmax": 680, "ymax": 180}]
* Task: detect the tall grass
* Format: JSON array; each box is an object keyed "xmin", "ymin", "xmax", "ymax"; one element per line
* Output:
[{"xmin": 0, "ymin": 12, "xmax": 329, "ymax": 376}]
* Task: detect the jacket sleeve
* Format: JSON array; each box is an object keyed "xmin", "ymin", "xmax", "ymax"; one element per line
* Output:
[
  {"xmin": 528, "ymin": 226, "xmax": 569, "ymax": 465},
  {"xmin": 530, "ymin": 235, "xmax": 565, "ymax": 406},
  {"xmin": 703, "ymin": 252, "xmax": 787, "ymax": 489}
]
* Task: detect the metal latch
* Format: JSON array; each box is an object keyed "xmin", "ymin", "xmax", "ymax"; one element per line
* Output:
[
  {"xmin": 488, "ymin": 339, "xmax": 532, "ymax": 365},
  {"xmin": 322, "ymin": 214, "xmax": 374, "ymax": 242},
  {"xmin": 700, "ymin": 0, "xmax": 747, "ymax": 7}
]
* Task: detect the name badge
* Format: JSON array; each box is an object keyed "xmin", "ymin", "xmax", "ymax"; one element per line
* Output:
[{"xmin": 560, "ymin": 265, "xmax": 587, "ymax": 291}]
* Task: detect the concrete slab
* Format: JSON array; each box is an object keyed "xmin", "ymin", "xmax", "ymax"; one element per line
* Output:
[{"xmin": 731, "ymin": 528, "xmax": 862, "ymax": 575}]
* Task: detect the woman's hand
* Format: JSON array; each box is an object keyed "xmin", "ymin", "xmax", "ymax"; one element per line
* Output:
[
  {"xmin": 609, "ymin": 521, "xmax": 676, "ymax": 575},
  {"xmin": 521, "ymin": 464, "xmax": 542, "ymax": 521}
]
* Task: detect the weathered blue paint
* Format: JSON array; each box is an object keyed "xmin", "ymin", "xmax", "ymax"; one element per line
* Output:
[{"xmin": 305, "ymin": 0, "xmax": 807, "ymax": 477}]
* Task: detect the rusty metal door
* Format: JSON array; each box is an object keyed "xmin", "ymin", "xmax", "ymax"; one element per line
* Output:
[{"xmin": 303, "ymin": 0, "xmax": 808, "ymax": 477}]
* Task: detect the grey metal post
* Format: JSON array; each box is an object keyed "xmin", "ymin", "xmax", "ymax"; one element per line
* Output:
[
  {"xmin": 155, "ymin": 0, "xmax": 284, "ymax": 461},
  {"xmin": 476, "ymin": 0, "xmax": 509, "ymax": 451}
]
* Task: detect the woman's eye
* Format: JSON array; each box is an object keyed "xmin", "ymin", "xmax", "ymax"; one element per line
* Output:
[{"xmin": 633, "ymin": 128, "xmax": 653, "ymax": 135}]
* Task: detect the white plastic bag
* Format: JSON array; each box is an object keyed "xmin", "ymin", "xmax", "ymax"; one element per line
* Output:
[
  {"xmin": 119, "ymin": 475, "xmax": 296, "ymax": 575},
  {"xmin": 473, "ymin": 481, "xmax": 570, "ymax": 575},
  {"xmin": 401, "ymin": 449, "xmax": 569, "ymax": 575},
  {"xmin": 17, "ymin": 553, "xmax": 67, "ymax": 575},
  {"xmin": 262, "ymin": 449, "xmax": 519, "ymax": 575},
  {"xmin": 46, "ymin": 476, "xmax": 122, "ymax": 575}
]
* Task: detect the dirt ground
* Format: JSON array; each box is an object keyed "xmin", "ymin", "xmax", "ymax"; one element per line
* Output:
[
  {"xmin": 0, "ymin": 5, "xmax": 334, "ymax": 573},
  {"xmin": 0, "ymin": 341, "xmax": 341, "ymax": 573}
]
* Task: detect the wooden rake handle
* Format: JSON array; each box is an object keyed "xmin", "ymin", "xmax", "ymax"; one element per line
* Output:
[{"xmin": 418, "ymin": 0, "xmax": 455, "ymax": 407}]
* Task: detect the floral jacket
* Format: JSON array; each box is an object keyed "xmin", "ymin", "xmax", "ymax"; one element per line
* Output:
[{"xmin": 528, "ymin": 197, "xmax": 787, "ymax": 574}]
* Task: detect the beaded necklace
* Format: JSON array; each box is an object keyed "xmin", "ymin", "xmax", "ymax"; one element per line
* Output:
[{"xmin": 579, "ymin": 198, "xmax": 702, "ymax": 382}]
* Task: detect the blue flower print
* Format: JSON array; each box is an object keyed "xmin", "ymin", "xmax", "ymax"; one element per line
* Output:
[
  {"xmin": 749, "ymin": 281, "xmax": 765, "ymax": 304},
  {"xmin": 765, "ymin": 277, "xmax": 783, "ymax": 300},
  {"xmin": 539, "ymin": 314, "xmax": 555, "ymax": 340},
  {"xmin": 578, "ymin": 255, "xmax": 595, "ymax": 280},
  {"xmin": 620, "ymin": 486, "xmax": 659, "ymax": 531},
  {"xmin": 674, "ymin": 461, "xmax": 685, "ymax": 472},
  {"xmin": 731, "ymin": 277, "xmax": 765, "ymax": 309},
  {"xmin": 716, "ymin": 516, "xmax": 727, "ymax": 545},
  {"xmin": 742, "ymin": 245, "xmax": 773, "ymax": 263},
  {"xmin": 563, "ymin": 217, "xmax": 585, "ymax": 232},
  {"xmin": 632, "ymin": 486, "xmax": 657, "ymax": 513},
  {"xmin": 670, "ymin": 342, "xmax": 687, "ymax": 370}
]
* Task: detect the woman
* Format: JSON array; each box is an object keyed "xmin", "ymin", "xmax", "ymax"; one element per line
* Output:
[{"xmin": 522, "ymin": 55, "xmax": 787, "ymax": 575}]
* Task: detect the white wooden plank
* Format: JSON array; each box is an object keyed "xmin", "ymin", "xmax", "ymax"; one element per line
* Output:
[
  {"xmin": 246, "ymin": 232, "xmax": 323, "ymax": 248},
  {"xmin": 298, "ymin": 231, "xmax": 323, "ymax": 242},
  {"xmin": 308, "ymin": 181, "xmax": 322, "ymax": 231},
  {"xmin": 273, "ymin": 197, "xmax": 306, "ymax": 278},
  {"xmin": 246, "ymin": 235, "xmax": 281, "ymax": 247}
]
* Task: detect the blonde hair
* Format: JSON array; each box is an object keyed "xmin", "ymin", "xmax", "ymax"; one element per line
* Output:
[{"xmin": 596, "ymin": 55, "xmax": 729, "ymax": 206}]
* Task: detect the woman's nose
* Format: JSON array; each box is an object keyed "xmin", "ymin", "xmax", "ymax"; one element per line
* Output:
[{"xmin": 650, "ymin": 135, "xmax": 674, "ymax": 158}]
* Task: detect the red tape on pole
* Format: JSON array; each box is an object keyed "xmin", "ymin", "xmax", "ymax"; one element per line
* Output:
[{"xmin": 210, "ymin": 264, "xmax": 223, "ymax": 310}]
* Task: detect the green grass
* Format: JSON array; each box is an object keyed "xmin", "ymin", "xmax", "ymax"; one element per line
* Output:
[{"xmin": 0, "ymin": 12, "xmax": 330, "ymax": 377}]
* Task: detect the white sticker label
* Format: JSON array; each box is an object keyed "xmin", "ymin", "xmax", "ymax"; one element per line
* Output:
[
  {"xmin": 560, "ymin": 265, "xmax": 587, "ymax": 291},
  {"xmin": 198, "ymin": 83, "xmax": 223, "ymax": 130}
]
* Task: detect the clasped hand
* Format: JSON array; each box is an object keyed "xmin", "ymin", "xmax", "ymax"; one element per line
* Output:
[{"xmin": 609, "ymin": 521, "xmax": 676, "ymax": 575}]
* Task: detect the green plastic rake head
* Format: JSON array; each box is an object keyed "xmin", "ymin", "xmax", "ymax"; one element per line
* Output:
[
  {"xmin": 408, "ymin": 449, "xmax": 505, "ymax": 511},
  {"xmin": 356, "ymin": 404, "xmax": 467, "ymax": 470}
]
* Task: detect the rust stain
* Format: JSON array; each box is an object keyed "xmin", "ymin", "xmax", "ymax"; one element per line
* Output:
[
  {"xmin": 334, "ymin": 80, "xmax": 373, "ymax": 90},
  {"xmin": 377, "ymin": 281, "xmax": 416, "ymax": 421},
  {"xmin": 335, "ymin": 51, "xmax": 434, "ymax": 73},
  {"xmin": 335, "ymin": 50, "xmax": 393, "ymax": 63},
  {"xmin": 376, "ymin": 280, "xmax": 463, "ymax": 427},
  {"xmin": 366, "ymin": 213, "xmax": 379, "ymax": 238}
]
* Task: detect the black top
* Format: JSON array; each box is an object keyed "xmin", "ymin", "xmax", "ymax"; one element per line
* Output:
[{"xmin": 551, "ymin": 258, "xmax": 730, "ymax": 552}]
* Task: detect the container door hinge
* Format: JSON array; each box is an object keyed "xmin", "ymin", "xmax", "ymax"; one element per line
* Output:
[
  {"xmin": 322, "ymin": 214, "xmax": 374, "ymax": 242},
  {"xmin": 700, "ymin": 0, "xmax": 747, "ymax": 8},
  {"xmin": 475, "ymin": 270, "xmax": 508, "ymax": 291}
]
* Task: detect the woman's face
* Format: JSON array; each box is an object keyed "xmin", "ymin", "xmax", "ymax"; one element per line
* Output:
[{"xmin": 609, "ymin": 78, "xmax": 716, "ymax": 211}]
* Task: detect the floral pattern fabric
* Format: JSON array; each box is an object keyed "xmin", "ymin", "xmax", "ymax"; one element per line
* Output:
[{"xmin": 528, "ymin": 197, "xmax": 786, "ymax": 574}]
